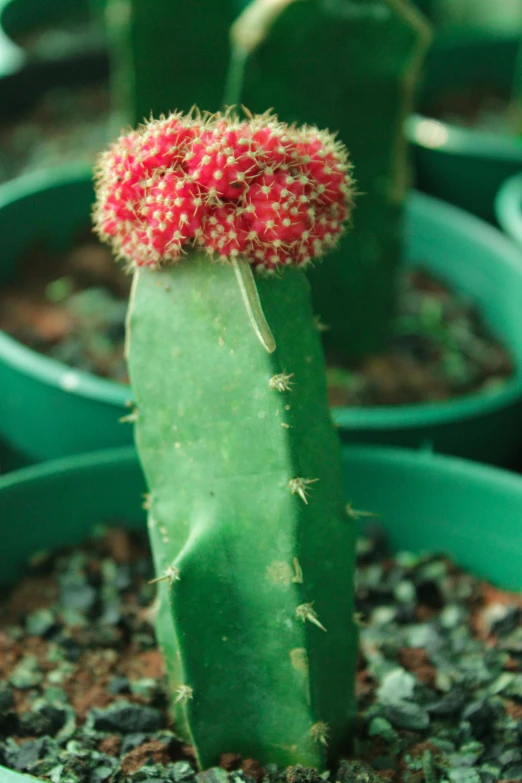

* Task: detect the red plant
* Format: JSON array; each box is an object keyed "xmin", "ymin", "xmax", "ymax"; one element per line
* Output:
[{"xmin": 94, "ymin": 111, "xmax": 354, "ymax": 271}]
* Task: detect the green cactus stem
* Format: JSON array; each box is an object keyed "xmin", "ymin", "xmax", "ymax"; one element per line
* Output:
[
  {"xmin": 106, "ymin": 0, "xmax": 242, "ymax": 124},
  {"xmin": 126, "ymin": 253, "xmax": 358, "ymax": 769},
  {"xmin": 230, "ymin": 0, "xmax": 431, "ymax": 363}
]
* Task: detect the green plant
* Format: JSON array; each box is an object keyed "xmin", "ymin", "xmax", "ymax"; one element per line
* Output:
[
  {"xmin": 107, "ymin": 0, "xmax": 242, "ymax": 124},
  {"xmin": 228, "ymin": 0, "xmax": 430, "ymax": 363},
  {"xmin": 93, "ymin": 111, "xmax": 359, "ymax": 769}
]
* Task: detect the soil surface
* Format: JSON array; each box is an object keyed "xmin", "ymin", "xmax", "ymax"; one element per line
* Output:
[
  {"xmin": 2, "ymin": 526, "xmax": 522, "ymax": 782},
  {"xmin": 0, "ymin": 240, "xmax": 513, "ymax": 405},
  {"xmin": 427, "ymin": 87, "xmax": 513, "ymax": 135},
  {"xmin": 0, "ymin": 236, "xmax": 130, "ymax": 384},
  {"xmin": 0, "ymin": 82, "xmax": 111, "ymax": 184}
]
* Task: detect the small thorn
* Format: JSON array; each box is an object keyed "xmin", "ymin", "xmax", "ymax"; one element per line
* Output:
[
  {"xmin": 345, "ymin": 503, "xmax": 380, "ymax": 521},
  {"xmin": 296, "ymin": 602, "xmax": 327, "ymax": 632},
  {"xmin": 313, "ymin": 315, "xmax": 330, "ymax": 332},
  {"xmin": 142, "ymin": 493, "xmax": 152, "ymax": 511},
  {"xmin": 269, "ymin": 372, "xmax": 294, "ymax": 392},
  {"xmin": 288, "ymin": 477, "xmax": 319, "ymax": 504},
  {"xmin": 354, "ymin": 612, "xmax": 368, "ymax": 628},
  {"xmin": 174, "ymin": 684, "xmax": 194, "ymax": 704},
  {"xmin": 149, "ymin": 563, "xmax": 180, "ymax": 588},
  {"xmin": 292, "ymin": 558, "xmax": 303, "ymax": 584},
  {"xmin": 120, "ymin": 408, "xmax": 139, "ymax": 423},
  {"xmin": 310, "ymin": 721, "xmax": 330, "ymax": 746}
]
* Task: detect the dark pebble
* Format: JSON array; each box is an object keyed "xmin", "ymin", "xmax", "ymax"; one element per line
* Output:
[
  {"xmin": 338, "ymin": 759, "xmax": 390, "ymax": 782},
  {"xmin": 100, "ymin": 604, "xmax": 122, "ymax": 626},
  {"xmin": 491, "ymin": 606, "xmax": 521, "ymax": 636},
  {"xmin": 107, "ymin": 675, "xmax": 131, "ymax": 694},
  {"xmin": 87, "ymin": 700, "xmax": 164, "ymax": 733},
  {"xmin": 89, "ymin": 759, "xmax": 118, "ymax": 783},
  {"xmin": 415, "ymin": 578, "xmax": 444, "ymax": 609},
  {"xmin": 0, "ymin": 684, "xmax": 14, "ymax": 712},
  {"xmin": 196, "ymin": 768, "xmax": 230, "ymax": 783},
  {"xmin": 19, "ymin": 703, "xmax": 67, "ymax": 736},
  {"xmin": 462, "ymin": 700, "xmax": 495, "ymax": 739},
  {"xmin": 13, "ymin": 738, "xmax": 57, "ymax": 772},
  {"xmin": 500, "ymin": 749, "xmax": 522, "ymax": 766},
  {"xmin": 26, "ymin": 608, "xmax": 57, "ymax": 637},
  {"xmin": 60, "ymin": 581, "xmax": 97, "ymax": 612},
  {"xmin": 385, "ymin": 700, "xmax": 430, "ymax": 730},
  {"xmin": 120, "ymin": 732, "xmax": 150, "ymax": 754},
  {"xmin": 171, "ymin": 760, "xmax": 197, "ymax": 782},
  {"xmin": 427, "ymin": 687, "xmax": 468, "ymax": 717},
  {"xmin": 503, "ymin": 766, "xmax": 522, "ymax": 780}
]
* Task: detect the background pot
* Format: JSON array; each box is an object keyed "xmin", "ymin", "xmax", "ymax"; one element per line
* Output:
[
  {"xmin": 0, "ymin": 0, "xmax": 106, "ymax": 78},
  {"xmin": 0, "ymin": 14, "xmax": 109, "ymax": 188},
  {"xmin": 4, "ymin": 443, "xmax": 522, "ymax": 779},
  {"xmin": 407, "ymin": 30, "xmax": 522, "ymax": 223},
  {"xmin": 2, "ymin": 442, "xmax": 522, "ymax": 594},
  {"xmin": 495, "ymin": 172, "xmax": 522, "ymax": 250},
  {"xmin": 2, "ymin": 167, "xmax": 522, "ymax": 467},
  {"xmin": 333, "ymin": 192, "xmax": 522, "ymax": 466}
]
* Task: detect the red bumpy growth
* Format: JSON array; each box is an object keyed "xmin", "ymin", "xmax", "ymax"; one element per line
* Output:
[{"xmin": 94, "ymin": 111, "xmax": 354, "ymax": 271}]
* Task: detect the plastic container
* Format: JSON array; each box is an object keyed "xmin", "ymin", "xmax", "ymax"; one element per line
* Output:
[
  {"xmin": 495, "ymin": 171, "xmax": 522, "ymax": 250},
  {"xmin": 407, "ymin": 30, "xmax": 522, "ymax": 223},
  {"xmin": 333, "ymin": 192, "xmax": 522, "ymax": 465},
  {"xmin": 2, "ymin": 167, "xmax": 522, "ymax": 466},
  {"xmin": 2, "ymin": 441, "xmax": 522, "ymax": 600},
  {"xmin": 0, "ymin": 0, "xmax": 106, "ymax": 77}
]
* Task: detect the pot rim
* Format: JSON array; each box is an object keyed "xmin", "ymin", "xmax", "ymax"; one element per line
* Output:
[
  {"xmin": 495, "ymin": 171, "xmax": 522, "ymax": 247},
  {"xmin": 1, "ymin": 169, "xmax": 522, "ymax": 431},
  {"xmin": 406, "ymin": 29, "xmax": 522, "ymax": 163}
]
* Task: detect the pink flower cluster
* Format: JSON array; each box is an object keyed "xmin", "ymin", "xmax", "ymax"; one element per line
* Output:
[{"xmin": 94, "ymin": 111, "xmax": 354, "ymax": 272}]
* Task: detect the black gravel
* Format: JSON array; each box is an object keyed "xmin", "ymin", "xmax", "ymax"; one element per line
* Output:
[{"xmin": 1, "ymin": 527, "xmax": 522, "ymax": 782}]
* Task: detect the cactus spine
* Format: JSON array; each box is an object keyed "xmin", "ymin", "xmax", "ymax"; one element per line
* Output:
[
  {"xmin": 231, "ymin": 0, "xmax": 431, "ymax": 362},
  {"xmin": 94, "ymin": 112, "xmax": 359, "ymax": 769},
  {"xmin": 127, "ymin": 255, "xmax": 358, "ymax": 768}
]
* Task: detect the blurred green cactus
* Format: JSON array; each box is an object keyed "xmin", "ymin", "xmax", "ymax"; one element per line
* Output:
[
  {"xmin": 230, "ymin": 0, "xmax": 430, "ymax": 363},
  {"xmin": 107, "ymin": 0, "xmax": 242, "ymax": 123}
]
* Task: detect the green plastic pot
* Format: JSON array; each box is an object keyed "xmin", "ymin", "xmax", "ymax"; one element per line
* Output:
[
  {"xmin": 2, "ymin": 446, "xmax": 522, "ymax": 781},
  {"xmin": 0, "ymin": 14, "xmax": 108, "ymax": 130},
  {"xmin": 0, "ymin": 0, "xmax": 105, "ymax": 73},
  {"xmin": 495, "ymin": 172, "xmax": 522, "ymax": 250},
  {"xmin": 2, "ymin": 166, "xmax": 522, "ymax": 467},
  {"xmin": 407, "ymin": 30, "xmax": 522, "ymax": 223}
]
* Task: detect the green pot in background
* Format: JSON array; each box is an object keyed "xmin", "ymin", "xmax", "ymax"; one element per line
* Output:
[
  {"xmin": 0, "ymin": 13, "xmax": 108, "ymax": 141},
  {"xmin": 1, "ymin": 167, "xmax": 522, "ymax": 468},
  {"xmin": 2, "ymin": 442, "xmax": 522, "ymax": 595},
  {"xmin": 334, "ymin": 192, "xmax": 522, "ymax": 465},
  {"xmin": 417, "ymin": 0, "xmax": 522, "ymax": 31},
  {"xmin": 0, "ymin": 166, "xmax": 132, "ymax": 467},
  {"xmin": 407, "ymin": 30, "xmax": 522, "ymax": 223},
  {"xmin": 0, "ymin": 0, "xmax": 105, "ymax": 72},
  {"xmin": 496, "ymin": 171, "xmax": 522, "ymax": 249},
  {"xmin": 3, "ymin": 443, "xmax": 522, "ymax": 779}
]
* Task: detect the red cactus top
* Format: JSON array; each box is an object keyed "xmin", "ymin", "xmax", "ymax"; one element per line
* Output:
[{"xmin": 93, "ymin": 111, "xmax": 354, "ymax": 272}]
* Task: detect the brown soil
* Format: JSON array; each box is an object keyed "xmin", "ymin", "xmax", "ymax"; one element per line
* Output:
[
  {"xmin": 0, "ymin": 240, "xmax": 514, "ymax": 406},
  {"xmin": 0, "ymin": 82, "xmax": 111, "ymax": 184},
  {"xmin": 427, "ymin": 85, "xmax": 514, "ymax": 134}
]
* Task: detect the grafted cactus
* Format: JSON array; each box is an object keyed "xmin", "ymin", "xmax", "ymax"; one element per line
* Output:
[
  {"xmin": 231, "ymin": 0, "xmax": 431, "ymax": 362},
  {"xmin": 94, "ymin": 111, "xmax": 359, "ymax": 769}
]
